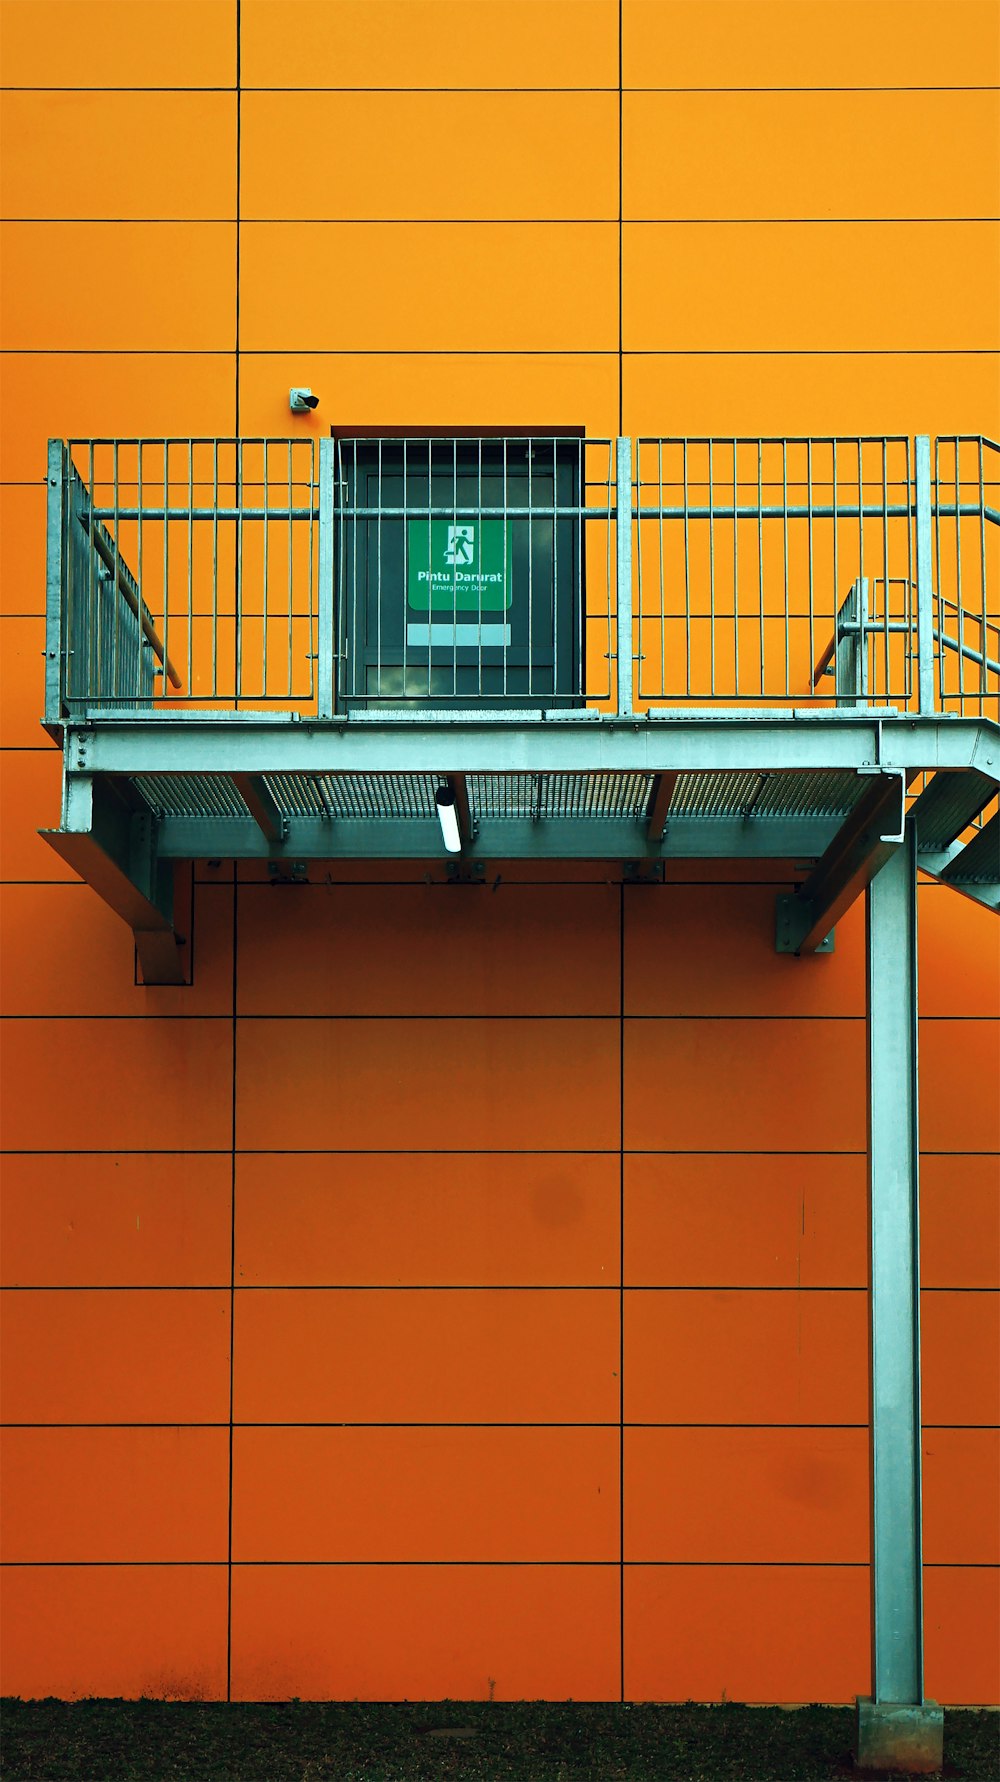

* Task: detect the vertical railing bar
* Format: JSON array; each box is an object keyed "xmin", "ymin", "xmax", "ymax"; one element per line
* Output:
[
  {"xmin": 528, "ymin": 436, "xmax": 534, "ymax": 700},
  {"xmin": 211, "ymin": 440, "xmax": 219, "ymax": 699},
  {"xmin": 287, "ymin": 443, "xmax": 294, "ymax": 700},
  {"xmin": 263, "ymin": 439, "xmax": 270, "ymax": 699},
  {"xmin": 356, "ymin": 438, "xmax": 363, "ymax": 701},
  {"xmin": 451, "ymin": 437, "xmax": 458, "ymax": 699},
  {"xmin": 112, "ymin": 442, "xmax": 121, "ymax": 701},
  {"xmin": 236, "ymin": 439, "xmax": 244, "ymax": 702},
  {"xmin": 857, "ymin": 436, "xmax": 865, "ymax": 703},
  {"xmin": 136, "ymin": 441, "xmax": 143, "ymax": 708},
  {"xmin": 307, "ymin": 439, "xmax": 315, "ymax": 703},
  {"xmin": 86, "ymin": 441, "xmax": 97, "ymax": 701},
  {"xmin": 832, "ymin": 439, "xmax": 839, "ymax": 686},
  {"xmin": 503, "ymin": 439, "xmax": 509, "ymax": 700},
  {"xmin": 45, "ymin": 440, "xmax": 67, "ymax": 721},
  {"xmin": 577, "ymin": 439, "xmax": 584, "ymax": 702},
  {"xmin": 683, "ymin": 439, "xmax": 691, "ymax": 699},
  {"xmin": 757, "ymin": 439, "xmax": 764, "ymax": 699},
  {"xmin": 932, "ymin": 438, "xmax": 942, "ymax": 705},
  {"xmin": 914, "ymin": 434, "xmax": 934, "ymax": 713},
  {"xmin": 551, "ymin": 437, "xmax": 559, "ymax": 707},
  {"xmin": 162, "ymin": 440, "xmax": 170, "ymax": 705},
  {"xmin": 732, "ymin": 437, "xmax": 740, "ymax": 696},
  {"xmin": 616, "ymin": 435, "xmax": 633, "ymax": 717},
  {"xmin": 187, "ymin": 439, "xmax": 194, "ymax": 699},
  {"xmin": 376, "ymin": 436, "xmax": 383, "ymax": 698},
  {"xmin": 806, "ymin": 438, "xmax": 815, "ymax": 702},
  {"xmin": 401, "ymin": 437, "xmax": 408, "ymax": 702},
  {"xmin": 782, "ymin": 439, "xmax": 789, "ymax": 699},
  {"xmin": 657, "ymin": 438, "xmax": 665, "ymax": 700},
  {"xmin": 708, "ymin": 439, "xmax": 716, "ymax": 700},
  {"xmin": 478, "ymin": 436, "xmax": 484, "ymax": 698},
  {"xmin": 881, "ymin": 439, "xmax": 890, "ymax": 705},
  {"xmin": 316, "ymin": 434, "xmax": 334, "ymax": 719},
  {"xmin": 954, "ymin": 440, "xmax": 964, "ymax": 707},
  {"xmin": 978, "ymin": 437, "xmax": 988, "ymax": 702},
  {"xmin": 606, "ymin": 438, "xmax": 613, "ymax": 702}
]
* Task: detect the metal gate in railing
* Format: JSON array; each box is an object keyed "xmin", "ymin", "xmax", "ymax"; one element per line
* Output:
[{"xmin": 44, "ymin": 432, "xmax": 999, "ymax": 725}]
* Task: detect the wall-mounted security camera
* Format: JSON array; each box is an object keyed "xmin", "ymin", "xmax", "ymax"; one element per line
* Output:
[{"xmin": 289, "ymin": 387, "xmax": 320, "ymax": 412}]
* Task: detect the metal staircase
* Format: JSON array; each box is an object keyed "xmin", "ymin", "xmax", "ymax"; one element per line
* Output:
[{"xmin": 29, "ymin": 428, "xmax": 999, "ymax": 1775}]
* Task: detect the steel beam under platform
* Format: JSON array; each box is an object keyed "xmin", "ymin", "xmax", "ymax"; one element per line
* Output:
[{"xmin": 40, "ymin": 712, "xmax": 999, "ymax": 984}]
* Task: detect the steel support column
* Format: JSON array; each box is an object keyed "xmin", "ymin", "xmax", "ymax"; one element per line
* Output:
[{"xmin": 855, "ymin": 822, "xmax": 943, "ymax": 1775}]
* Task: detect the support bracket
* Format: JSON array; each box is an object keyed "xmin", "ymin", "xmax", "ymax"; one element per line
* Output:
[
  {"xmin": 39, "ymin": 774, "xmax": 186, "ymax": 985},
  {"xmin": 234, "ymin": 772, "xmax": 288, "ymax": 844},
  {"xmin": 775, "ymin": 770, "xmax": 907, "ymax": 955}
]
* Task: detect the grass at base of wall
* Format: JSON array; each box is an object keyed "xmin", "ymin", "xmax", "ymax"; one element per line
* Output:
[{"xmin": 1, "ymin": 1701, "xmax": 998, "ymax": 1782}]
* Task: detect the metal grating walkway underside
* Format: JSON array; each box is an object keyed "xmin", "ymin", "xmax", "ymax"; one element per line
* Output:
[{"xmin": 132, "ymin": 766, "xmax": 867, "ymax": 829}]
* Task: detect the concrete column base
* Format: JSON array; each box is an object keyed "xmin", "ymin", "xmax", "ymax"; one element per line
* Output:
[{"xmin": 854, "ymin": 1698, "xmax": 944, "ymax": 1774}]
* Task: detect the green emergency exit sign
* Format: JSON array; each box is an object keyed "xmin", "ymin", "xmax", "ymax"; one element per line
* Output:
[{"xmin": 407, "ymin": 518, "xmax": 512, "ymax": 612}]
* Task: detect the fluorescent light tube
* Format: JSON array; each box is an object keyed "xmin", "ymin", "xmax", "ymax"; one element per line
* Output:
[{"xmin": 435, "ymin": 785, "xmax": 462, "ymax": 854}]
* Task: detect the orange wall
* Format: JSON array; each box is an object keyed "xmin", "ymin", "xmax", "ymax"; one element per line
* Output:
[{"xmin": 0, "ymin": 0, "xmax": 998, "ymax": 1705}]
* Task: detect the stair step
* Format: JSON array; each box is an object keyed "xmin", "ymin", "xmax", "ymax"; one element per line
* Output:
[
  {"xmin": 911, "ymin": 768, "xmax": 997, "ymax": 851},
  {"xmin": 941, "ymin": 811, "xmax": 1000, "ymax": 886}
]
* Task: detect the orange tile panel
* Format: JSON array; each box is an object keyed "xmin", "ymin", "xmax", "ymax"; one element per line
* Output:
[
  {"xmin": 621, "ymin": 0, "xmax": 999, "ymax": 88},
  {"xmin": 0, "ymin": 1152, "xmax": 231, "ymax": 1287},
  {"xmin": 623, "ymin": 1017, "xmax": 866, "ymax": 1152},
  {"xmin": 0, "ymin": 1563, "xmax": 228, "ymax": 1701},
  {"xmin": 0, "ymin": 93, "xmax": 237, "ymax": 221},
  {"xmin": 624, "ymin": 885, "xmax": 865, "ymax": 1016},
  {"xmin": 920, "ymin": 1019, "xmax": 1000, "ymax": 1152},
  {"xmin": 0, "ymin": 1017, "xmax": 232, "ymax": 1151},
  {"xmin": 924, "ymin": 1566, "xmax": 1000, "ymax": 1706},
  {"xmin": 921, "ymin": 1155, "xmax": 1000, "ymax": 1289},
  {"xmin": 239, "ymin": 351, "xmax": 619, "ymax": 440},
  {"xmin": 623, "ymin": 1153, "xmax": 866, "ymax": 1288},
  {"xmin": 0, "ymin": 224, "xmax": 236, "ymax": 351},
  {"xmin": 623, "ymin": 223, "xmax": 1000, "ymax": 353},
  {"xmin": 623, "ymin": 352, "xmax": 1000, "ymax": 441},
  {"xmin": 230, "ymin": 1562, "xmax": 619, "ymax": 1701},
  {"xmin": 0, "ymin": 1288, "xmax": 230, "ymax": 1422},
  {"xmin": 232, "ymin": 1425, "xmax": 618, "ymax": 1562},
  {"xmin": 0, "ymin": 487, "xmax": 45, "ymax": 615},
  {"xmin": 236, "ymin": 1152, "xmax": 618, "ymax": 1287},
  {"xmin": 239, "ymin": 0, "xmax": 619, "ymax": 89},
  {"xmin": 0, "ymin": 0, "xmax": 236, "ymax": 86},
  {"xmin": 0, "ymin": 616, "xmax": 44, "ymax": 747},
  {"xmin": 624, "ymin": 1563, "xmax": 868, "ymax": 1704},
  {"xmin": 0, "ymin": 355, "xmax": 236, "ymax": 483},
  {"xmin": 233, "ymin": 1288, "xmax": 619, "ymax": 1424},
  {"xmin": 922, "ymin": 1290, "xmax": 1000, "ymax": 1427},
  {"xmin": 624, "ymin": 90, "xmax": 1000, "ymax": 221},
  {"xmin": 625, "ymin": 1427, "xmax": 868, "ymax": 1563},
  {"xmin": 0, "ymin": 1426, "xmax": 230, "ymax": 1561},
  {"xmin": 242, "ymin": 91, "xmax": 618, "ymax": 221},
  {"xmin": 922, "ymin": 1429, "xmax": 1000, "ymax": 1565},
  {"xmin": 624, "ymin": 1288, "xmax": 867, "ymax": 1424},
  {"xmin": 239, "ymin": 224, "xmax": 619, "ymax": 352},
  {"xmin": 237, "ymin": 883, "xmax": 620, "ymax": 1015},
  {"xmin": 0, "ymin": 882, "xmax": 232, "ymax": 1016},
  {"xmin": 919, "ymin": 886, "xmax": 1000, "ymax": 1018},
  {"xmin": 236, "ymin": 1017, "xmax": 619, "ymax": 1151},
  {"xmin": 0, "ymin": 747, "xmax": 72, "ymax": 882}
]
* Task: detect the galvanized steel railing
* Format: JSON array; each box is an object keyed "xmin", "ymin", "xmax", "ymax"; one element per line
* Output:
[{"xmin": 44, "ymin": 433, "xmax": 999, "ymax": 726}]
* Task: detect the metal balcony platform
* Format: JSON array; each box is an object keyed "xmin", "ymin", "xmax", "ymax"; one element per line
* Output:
[{"xmin": 30, "ymin": 429, "xmax": 1000, "ymax": 1775}]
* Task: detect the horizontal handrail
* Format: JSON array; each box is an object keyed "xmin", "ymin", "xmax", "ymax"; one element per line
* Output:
[
  {"xmin": 79, "ymin": 510, "xmax": 182, "ymax": 690},
  {"xmin": 46, "ymin": 433, "xmax": 998, "ymax": 723}
]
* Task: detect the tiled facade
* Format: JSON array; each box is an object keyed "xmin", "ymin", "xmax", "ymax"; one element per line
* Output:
[{"xmin": 0, "ymin": 0, "xmax": 997, "ymax": 1706}]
